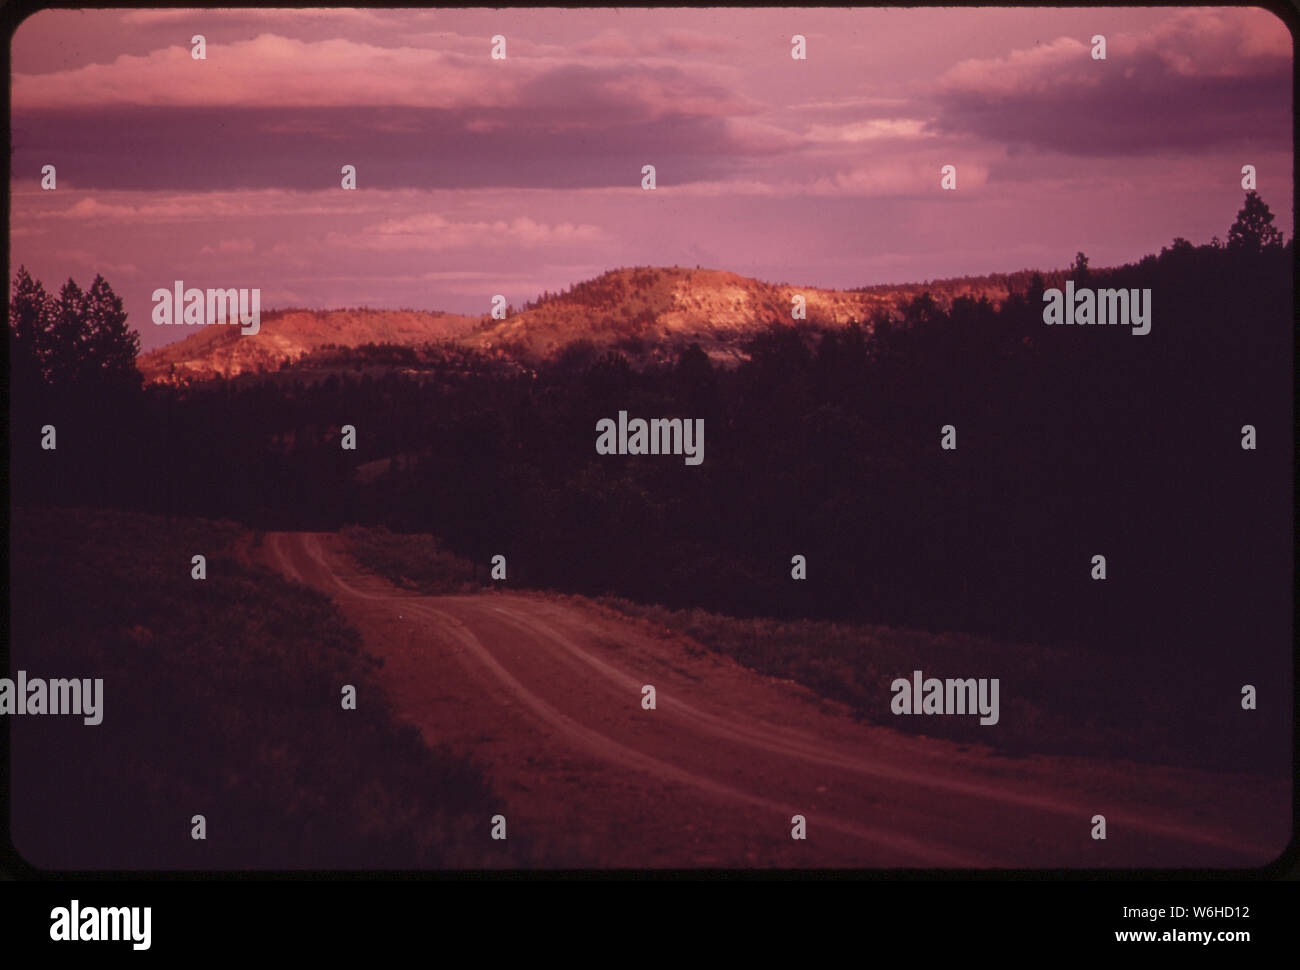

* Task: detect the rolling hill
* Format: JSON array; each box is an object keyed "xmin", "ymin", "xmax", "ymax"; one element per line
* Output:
[
  {"xmin": 137, "ymin": 308, "xmax": 481, "ymax": 384},
  {"xmin": 137, "ymin": 265, "xmax": 1039, "ymax": 384}
]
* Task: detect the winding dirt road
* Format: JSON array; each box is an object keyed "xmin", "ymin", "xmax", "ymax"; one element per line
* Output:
[{"xmin": 259, "ymin": 531, "xmax": 1289, "ymax": 869}]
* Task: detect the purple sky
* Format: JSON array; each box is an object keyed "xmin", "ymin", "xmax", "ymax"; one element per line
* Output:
[{"xmin": 10, "ymin": 7, "xmax": 1293, "ymax": 352}]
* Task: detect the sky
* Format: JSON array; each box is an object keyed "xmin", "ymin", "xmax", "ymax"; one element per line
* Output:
[{"xmin": 9, "ymin": 6, "xmax": 1294, "ymax": 352}]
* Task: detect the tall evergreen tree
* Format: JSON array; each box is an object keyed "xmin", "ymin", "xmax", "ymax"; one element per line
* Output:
[
  {"xmin": 82, "ymin": 274, "xmax": 142, "ymax": 388},
  {"xmin": 1227, "ymin": 191, "xmax": 1284, "ymax": 254},
  {"xmin": 47, "ymin": 278, "xmax": 88, "ymax": 387},
  {"xmin": 9, "ymin": 266, "xmax": 53, "ymax": 390}
]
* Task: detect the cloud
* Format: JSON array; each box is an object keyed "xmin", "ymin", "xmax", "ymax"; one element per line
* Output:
[
  {"xmin": 804, "ymin": 161, "xmax": 990, "ymax": 196},
  {"xmin": 13, "ymin": 33, "xmax": 515, "ymax": 110},
  {"xmin": 34, "ymin": 190, "xmax": 364, "ymax": 223},
  {"xmin": 346, "ymin": 214, "xmax": 608, "ymax": 251},
  {"xmin": 12, "ymin": 29, "xmax": 754, "ymax": 117},
  {"xmin": 925, "ymin": 7, "xmax": 1289, "ymax": 154},
  {"xmin": 199, "ymin": 238, "xmax": 256, "ymax": 255},
  {"xmin": 938, "ymin": 36, "xmax": 1097, "ymax": 98},
  {"xmin": 12, "ymin": 99, "xmax": 771, "ymax": 192},
  {"xmin": 616, "ymin": 154, "xmax": 994, "ymax": 199},
  {"xmin": 119, "ymin": 8, "xmax": 389, "ymax": 28},
  {"xmin": 576, "ymin": 28, "xmax": 737, "ymax": 57},
  {"xmin": 928, "ymin": 8, "xmax": 1290, "ymax": 156},
  {"xmin": 1147, "ymin": 7, "xmax": 1291, "ymax": 75},
  {"xmin": 804, "ymin": 118, "xmax": 931, "ymax": 144},
  {"xmin": 12, "ymin": 33, "xmax": 766, "ymax": 192},
  {"xmin": 48, "ymin": 249, "xmax": 139, "ymax": 275},
  {"xmin": 936, "ymin": 8, "xmax": 1289, "ymax": 97}
]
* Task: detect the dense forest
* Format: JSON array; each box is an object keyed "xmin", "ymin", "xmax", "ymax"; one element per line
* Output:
[{"xmin": 10, "ymin": 194, "xmax": 1292, "ymax": 675}]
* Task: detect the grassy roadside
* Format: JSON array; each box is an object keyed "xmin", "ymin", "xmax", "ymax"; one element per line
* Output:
[
  {"xmin": 10, "ymin": 507, "xmax": 519, "ymax": 869},
  {"xmin": 340, "ymin": 524, "xmax": 484, "ymax": 594},
  {"xmin": 587, "ymin": 597, "xmax": 1280, "ymax": 776}
]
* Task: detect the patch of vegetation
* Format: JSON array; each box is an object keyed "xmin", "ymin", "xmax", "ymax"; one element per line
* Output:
[
  {"xmin": 341, "ymin": 524, "xmax": 485, "ymax": 595},
  {"xmin": 591, "ymin": 596, "xmax": 1280, "ymax": 776},
  {"xmin": 10, "ymin": 507, "xmax": 518, "ymax": 869}
]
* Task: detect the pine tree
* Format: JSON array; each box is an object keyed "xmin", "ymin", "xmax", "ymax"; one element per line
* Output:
[
  {"xmin": 83, "ymin": 274, "xmax": 142, "ymax": 388},
  {"xmin": 9, "ymin": 266, "xmax": 53, "ymax": 390},
  {"xmin": 46, "ymin": 278, "xmax": 88, "ymax": 387},
  {"xmin": 1227, "ymin": 191, "xmax": 1284, "ymax": 255}
]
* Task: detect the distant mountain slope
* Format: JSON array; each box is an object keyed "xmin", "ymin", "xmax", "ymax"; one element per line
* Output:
[
  {"xmin": 461, "ymin": 266, "xmax": 899, "ymax": 363},
  {"xmin": 137, "ymin": 308, "xmax": 481, "ymax": 383},
  {"xmin": 137, "ymin": 266, "xmax": 1031, "ymax": 383},
  {"xmin": 850, "ymin": 267, "xmax": 1056, "ymax": 305}
]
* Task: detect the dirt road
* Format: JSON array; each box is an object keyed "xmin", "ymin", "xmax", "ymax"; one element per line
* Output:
[{"xmin": 259, "ymin": 531, "xmax": 1289, "ymax": 869}]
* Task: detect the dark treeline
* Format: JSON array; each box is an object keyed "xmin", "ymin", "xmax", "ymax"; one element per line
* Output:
[{"xmin": 10, "ymin": 195, "xmax": 1292, "ymax": 670}]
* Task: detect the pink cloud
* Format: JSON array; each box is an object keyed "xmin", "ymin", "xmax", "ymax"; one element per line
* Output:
[
  {"xmin": 12, "ymin": 33, "xmax": 518, "ymax": 110},
  {"xmin": 804, "ymin": 118, "xmax": 932, "ymax": 144},
  {"xmin": 805, "ymin": 160, "xmax": 991, "ymax": 197},
  {"xmin": 576, "ymin": 27, "xmax": 737, "ymax": 57},
  {"xmin": 938, "ymin": 37, "xmax": 1096, "ymax": 97},
  {"xmin": 936, "ymin": 6, "xmax": 1289, "ymax": 98},
  {"xmin": 348, "ymin": 214, "xmax": 608, "ymax": 251},
  {"xmin": 199, "ymin": 238, "xmax": 256, "ymax": 255},
  {"xmin": 12, "ymin": 27, "xmax": 754, "ymax": 121}
]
